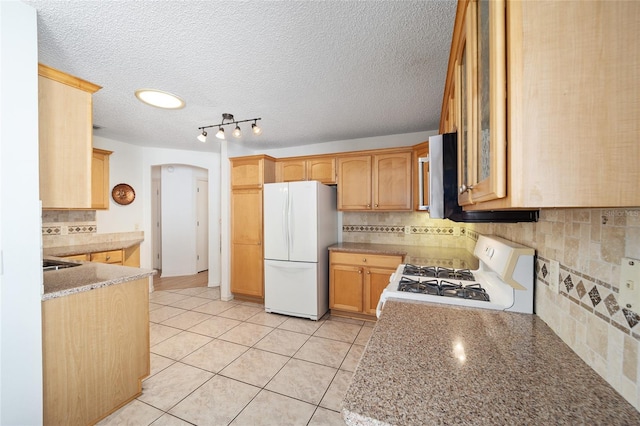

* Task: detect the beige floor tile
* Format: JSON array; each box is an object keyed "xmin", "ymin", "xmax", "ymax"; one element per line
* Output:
[
  {"xmin": 96, "ymin": 399, "xmax": 163, "ymax": 425},
  {"xmin": 219, "ymin": 348, "xmax": 289, "ymax": 387},
  {"xmin": 191, "ymin": 299, "xmax": 236, "ymax": 315},
  {"xmin": 340, "ymin": 344, "xmax": 364, "ymax": 372},
  {"xmin": 266, "ymin": 358, "xmax": 337, "ymax": 405},
  {"xmin": 149, "ymin": 306, "xmax": 187, "ymax": 324},
  {"xmin": 149, "ymin": 323, "xmax": 182, "ymax": 347},
  {"xmin": 328, "ymin": 315, "xmax": 365, "ymax": 326},
  {"xmin": 314, "ymin": 320, "xmax": 362, "ymax": 343},
  {"xmin": 308, "ymin": 407, "xmax": 346, "ymax": 426},
  {"xmin": 230, "ymin": 390, "xmax": 316, "ymax": 426},
  {"xmin": 160, "ymin": 311, "xmax": 211, "ymax": 330},
  {"xmin": 138, "ymin": 362, "xmax": 213, "ymax": 412},
  {"xmin": 149, "ymin": 291, "xmax": 190, "ymax": 306},
  {"xmin": 320, "ymin": 369, "xmax": 353, "ymax": 411},
  {"xmin": 363, "ymin": 320, "xmax": 376, "ymax": 328},
  {"xmin": 181, "ymin": 339, "xmax": 248, "ymax": 373},
  {"xmin": 149, "ymin": 302, "xmax": 164, "ymax": 312},
  {"xmin": 149, "ymin": 413, "xmax": 192, "ymax": 425},
  {"xmin": 354, "ymin": 326, "xmax": 373, "ymax": 346},
  {"xmin": 172, "ymin": 287, "xmax": 210, "ymax": 296},
  {"xmin": 187, "ymin": 316, "xmax": 242, "ymax": 338},
  {"xmin": 167, "ymin": 296, "xmax": 211, "ymax": 310},
  {"xmin": 294, "ymin": 336, "xmax": 351, "ymax": 368},
  {"xmin": 278, "ymin": 316, "xmax": 324, "ymax": 335},
  {"xmin": 218, "ymin": 322, "xmax": 274, "ymax": 346},
  {"xmin": 169, "ymin": 375, "xmax": 260, "ymax": 425},
  {"xmin": 147, "ymin": 353, "xmax": 174, "ymax": 378},
  {"xmin": 217, "ymin": 304, "xmax": 264, "ymax": 321},
  {"xmin": 151, "ymin": 331, "xmax": 212, "ymax": 361},
  {"xmin": 238, "ymin": 300, "xmax": 264, "ymax": 308},
  {"xmin": 247, "ymin": 311, "xmax": 289, "ymax": 327},
  {"xmin": 193, "ymin": 286, "xmax": 221, "ymax": 300},
  {"xmin": 254, "ymin": 328, "xmax": 310, "ymax": 356}
]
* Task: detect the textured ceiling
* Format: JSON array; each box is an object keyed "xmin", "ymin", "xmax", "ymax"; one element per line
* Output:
[{"xmin": 25, "ymin": 0, "xmax": 456, "ymax": 153}]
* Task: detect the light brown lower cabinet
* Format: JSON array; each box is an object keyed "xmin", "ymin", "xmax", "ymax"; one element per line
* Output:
[
  {"xmin": 42, "ymin": 278, "xmax": 150, "ymax": 426},
  {"xmin": 329, "ymin": 251, "xmax": 403, "ymax": 319},
  {"xmin": 61, "ymin": 244, "xmax": 141, "ymax": 267}
]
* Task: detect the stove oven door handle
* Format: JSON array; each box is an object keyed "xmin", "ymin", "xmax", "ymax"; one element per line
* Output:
[{"xmin": 376, "ymin": 294, "xmax": 385, "ymax": 319}]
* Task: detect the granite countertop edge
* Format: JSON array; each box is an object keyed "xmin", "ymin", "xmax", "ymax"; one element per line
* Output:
[
  {"xmin": 42, "ymin": 262, "xmax": 156, "ymax": 301},
  {"xmin": 43, "ymin": 238, "xmax": 144, "ymax": 257}
]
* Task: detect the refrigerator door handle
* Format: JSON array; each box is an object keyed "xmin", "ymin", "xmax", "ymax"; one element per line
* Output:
[
  {"xmin": 288, "ymin": 190, "xmax": 294, "ymax": 255},
  {"xmin": 282, "ymin": 188, "xmax": 289, "ymax": 253}
]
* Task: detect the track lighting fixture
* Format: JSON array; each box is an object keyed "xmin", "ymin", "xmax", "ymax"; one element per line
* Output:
[{"xmin": 197, "ymin": 113, "xmax": 262, "ymax": 142}]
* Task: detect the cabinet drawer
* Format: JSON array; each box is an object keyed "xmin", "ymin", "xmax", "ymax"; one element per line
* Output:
[
  {"xmin": 90, "ymin": 250, "xmax": 123, "ymax": 264},
  {"xmin": 61, "ymin": 253, "xmax": 89, "ymax": 262},
  {"xmin": 330, "ymin": 252, "xmax": 403, "ymax": 268}
]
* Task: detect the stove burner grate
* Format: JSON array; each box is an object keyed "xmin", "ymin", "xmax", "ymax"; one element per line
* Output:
[
  {"xmin": 402, "ymin": 264, "xmax": 475, "ymax": 281},
  {"xmin": 397, "ymin": 277, "xmax": 440, "ymax": 295},
  {"xmin": 396, "ymin": 275, "xmax": 490, "ymax": 302}
]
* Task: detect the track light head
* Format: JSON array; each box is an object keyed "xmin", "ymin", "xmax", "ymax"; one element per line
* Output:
[
  {"xmin": 197, "ymin": 114, "xmax": 261, "ymax": 143},
  {"xmin": 197, "ymin": 130, "xmax": 207, "ymax": 143},
  {"xmin": 233, "ymin": 125, "xmax": 242, "ymax": 138},
  {"xmin": 215, "ymin": 126, "xmax": 225, "ymax": 140},
  {"xmin": 252, "ymin": 121, "xmax": 262, "ymax": 135}
]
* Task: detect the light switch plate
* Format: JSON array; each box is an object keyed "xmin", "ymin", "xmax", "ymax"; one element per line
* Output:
[
  {"xmin": 404, "ymin": 225, "xmax": 411, "ymax": 235},
  {"xmin": 619, "ymin": 258, "xmax": 640, "ymax": 311},
  {"xmin": 549, "ymin": 260, "xmax": 560, "ymax": 294}
]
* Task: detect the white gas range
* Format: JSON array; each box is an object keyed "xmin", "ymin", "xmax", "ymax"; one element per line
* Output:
[{"xmin": 376, "ymin": 235, "xmax": 535, "ymax": 318}]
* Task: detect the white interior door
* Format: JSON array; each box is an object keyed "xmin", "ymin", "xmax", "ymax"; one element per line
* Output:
[
  {"xmin": 263, "ymin": 183, "xmax": 289, "ymax": 261},
  {"xmin": 196, "ymin": 179, "xmax": 208, "ymax": 272},
  {"xmin": 289, "ymin": 181, "xmax": 317, "ymax": 262}
]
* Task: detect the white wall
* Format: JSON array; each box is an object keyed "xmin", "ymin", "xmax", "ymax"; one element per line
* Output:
[
  {"xmin": 94, "ymin": 136, "xmax": 144, "ymax": 232},
  {"xmin": 0, "ymin": 2, "xmax": 43, "ymax": 424},
  {"xmin": 262, "ymin": 130, "xmax": 436, "ymax": 157}
]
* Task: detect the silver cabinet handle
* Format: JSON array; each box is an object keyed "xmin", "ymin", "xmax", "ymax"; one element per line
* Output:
[{"xmin": 459, "ymin": 184, "xmax": 474, "ymax": 194}]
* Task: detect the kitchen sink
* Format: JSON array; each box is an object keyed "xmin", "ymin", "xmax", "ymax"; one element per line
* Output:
[{"xmin": 43, "ymin": 259, "xmax": 82, "ymax": 271}]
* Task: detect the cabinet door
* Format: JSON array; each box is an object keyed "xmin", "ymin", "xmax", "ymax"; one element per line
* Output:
[
  {"xmin": 373, "ymin": 152, "xmax": 412, "ymax": 211},
  {"xmin": 364, "ymin": 267, "xmax": 395, "ymax": 315},
  {"xmin": 39, "ymin": 76, "xmax": 93, "ymax": 209},
  {"xmin": 231, "ymin": 243, "xmax": 264, "ymax": 297},
  {"xmin": 91, "ymin": 149, "xmax": 112, "ymax": 209},
  {"xmin": 337, "ymin": 156, "xmax": 372, "ymax": 210},
  {"xmin": 307, "ymin": 157, "xmax": 336, "ymax": 184},
  {"xmin": 329, "ymin": 264, "xmax": 363, "ymax": 313},
  {"xmin": 231, "ymin": 158, "xmax": 264, "ymax": 188},
  {"xmin": 458, "ymin": 0, "xmax": 506, "ymax": 205},
  {"xmin": 276, "ymin": 160, "xmax": 306, "ymax": 182},
  {"xmin": 231, "ymin": 189, "xmax": 264, "ymax": 297},
  {"xmin": 90, "ymin": 249, "xmax": 123, "ymax": 265}
]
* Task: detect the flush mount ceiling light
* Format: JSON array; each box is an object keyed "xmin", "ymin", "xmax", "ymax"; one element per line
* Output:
[
  {"xmin": 197, "ymin": 113, "xmax": 262, "ymax": 142},
  {"xmin": 135, "ymin": 89, "xmax": 185, "ymax": 109}
]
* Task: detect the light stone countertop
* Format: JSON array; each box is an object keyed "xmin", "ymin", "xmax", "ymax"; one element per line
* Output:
[
  {"xmin": 328, "ymin": 243, "xmax": 479, "ymax": 270},
  {"xmin": 43, "ymin": 238, "xmax": 144, "ymax": 257},
  {"xmin": 43, "ymin": 260, "xmax": 155, "ymax": 301},
  {"xmin": 342, "ymin": 299, "xmax": 640, "ymax": 425}
]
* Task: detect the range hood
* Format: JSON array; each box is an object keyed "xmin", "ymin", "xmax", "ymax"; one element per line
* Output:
[{"xmin": 428, "ymin": 133, "xmax": 538, "ymax": 223}]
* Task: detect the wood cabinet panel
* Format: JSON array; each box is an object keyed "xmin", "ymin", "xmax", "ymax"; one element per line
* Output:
[
  {"xmin": 92, "ymin": 148, "xmax": 112, "ymax": 209},
  {"xmin": 230, "ymin": 155, "xmax": 275, "ymax": 188},
  {"xmin": 275, "ymin": 156, "xmax": 337, "ymax": 184},
  {"xmin": 307, "ymin": 157, "xmax": 336, "ymax": 184},
  {"xmin": 90, "ymin": 249, "xmax": 123, "ymax": 265},
  {"xmin": 330, "ymin": 264, "xmax": 363, "ymax": 313},
  {"xmin": 373, "ymin": 152, "xmax": 412, "ymax": 210},
  {"xmin": 38, "ymin": 64, "xmax": 100, "ymax": 209},
  {"xmin": 276, "ymin": 160, "xmax": 306, "ymax": 182},
  {"xmin": 42, "ymin": 278, "xmax": 149, "ymax": 426},
  {"xmin": 231, "ymin": 189, "xmax": 262, "ymax": 245},
  {"xmin": 330, "ymin": 251, "xmax": 403, "ymax": 319},
  {"xmin": 337, "ymin": 156, "xmax": 372, "ymax": 210},
  {"xmin": 231, "ymin": 243, "xmax": 264, "ymax": 298}
]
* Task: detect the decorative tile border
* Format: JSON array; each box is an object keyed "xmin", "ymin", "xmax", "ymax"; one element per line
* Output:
[
  {"xmin": 342, "ymin": 224, "xmax": 461, "ymax": 236},
  {"xmin": 466, "ymin": 229, "xmax": 480, "ymax": 241},
  {"xmin": 42, "ymin": 222, "xmax": 97, "ymax": 236},
  {"xmin": 536, "ymin": 255, "xmax": 639, "ymax": 340}
]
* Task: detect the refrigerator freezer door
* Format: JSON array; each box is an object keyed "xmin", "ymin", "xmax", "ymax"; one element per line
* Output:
[
  {"xmin": 264, "ymin": 183, "xmax": 290, "ymax": 261},
  {"xmin": 288, "ymin": 181, "xmax": 318, "ymax": 262},
  {"xmin": 264, "ymin": 260, "xmax": 323, "ymax": 320}
]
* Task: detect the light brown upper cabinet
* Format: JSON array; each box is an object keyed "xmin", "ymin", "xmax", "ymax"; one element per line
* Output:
[
  {"xmin": 38, "ymin": 64, "xmax": 101, "ymax": 209},
  {"xmin": 412, "ymin": 141, "xmax": 429, "ymax": 211},
  {"xmin": 337, "ymin": 150, "xmax": 412, "ymax": 211},
  {"xmin": 91, "ymin": 148, "xmax": 112, "ymax": 209},
  {"xmin": 275, "ymin": 155, "xmax": 336, "ymax": 184},
  {"xmin": 440, "ymin": 0, "xmax": 640, "ymax": 209}
]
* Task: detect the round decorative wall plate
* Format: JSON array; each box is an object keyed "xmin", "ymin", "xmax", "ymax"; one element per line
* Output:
[{"xmin": 112, "ymin": 183, "xmax": 135, "ymax": 205}]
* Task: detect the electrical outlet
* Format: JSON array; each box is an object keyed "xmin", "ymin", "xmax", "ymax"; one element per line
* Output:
[
  {"xmin": 404, "ymin": 225, "xmax": 411, "ymax": 235},
  {"xmin": 619, "ymin": 258, "xmax": 640, "ymax": 311},
  {"xmin": 549, "ymin": 260, "xmax": 560, "ymax": 294}
]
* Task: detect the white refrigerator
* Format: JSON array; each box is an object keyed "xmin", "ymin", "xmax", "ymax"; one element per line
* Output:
[{"xmin": 264, "ymin": 181, "xmax": 338, "ymax": 320}]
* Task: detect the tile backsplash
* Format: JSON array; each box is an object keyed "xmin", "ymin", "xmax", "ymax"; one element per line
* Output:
[{"xmin": 42, "ymin": 210, "xmax": 97, "ymax": 236}]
